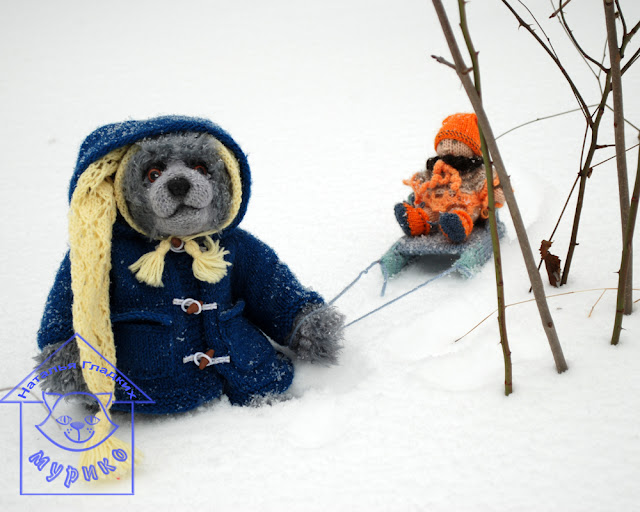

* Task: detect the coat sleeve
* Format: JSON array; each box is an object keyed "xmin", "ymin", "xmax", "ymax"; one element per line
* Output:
[
  {"xmin": 37, "ymin": 251, "xmax": 75, "ymax": 349},
  {"xmin": 230, "ymin": 230, "xmax": 324, "ymax": 346}
]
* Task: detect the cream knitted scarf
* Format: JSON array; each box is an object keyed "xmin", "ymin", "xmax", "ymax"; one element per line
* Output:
[{"xmin": 68, "ymin": 135, "xmax": 242, "ymax": 478}]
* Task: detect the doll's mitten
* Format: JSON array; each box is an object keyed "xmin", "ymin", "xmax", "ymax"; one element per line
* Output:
[
  {"xmin": 34, "ymin": 340, "xmax": 92, "ymax": 403},
  {"xmin": 289, "ymin": 304, "xmax": 345, "ymax": 365}
]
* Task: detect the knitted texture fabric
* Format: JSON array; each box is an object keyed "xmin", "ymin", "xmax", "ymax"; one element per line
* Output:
[
  {"xmin": 380, "ymin": 216, "xmax": 506, "ymax": 280},
  {"xmin": 403, "ymin": 160, "xmax": 502, "ymax": 224},
  {"xmin": 433, "ymin": 113, "xmax": 482, "ymax": 156},
  {"xmin": 112, "ymin": 137, "xmax": 243, "ymax": 287},
  {"xmin": 67, "ymin": 148, "xmax": 126, "ymax": 473},
  {"xmin": 38, "ymin": 115, "xmax": 324, "ymax": 415}
]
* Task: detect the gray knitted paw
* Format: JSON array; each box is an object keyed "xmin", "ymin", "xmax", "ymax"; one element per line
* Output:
[
  {"xmin": 289, "ymin": 304, "xmax": 345, "ymax": 365},
  {"xmin": 34, "ymin": 340, "xmax": 91, "ymax": 402}
]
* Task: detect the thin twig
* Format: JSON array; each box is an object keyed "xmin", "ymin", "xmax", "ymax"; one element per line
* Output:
[
  {"xmin": 502, "ymin": 0, "xmax": 592, "ymax": 125},
  {"xmin": 592, "ymin": 143, "xmax": 640, "ymax": 170},
  {"xmin": 578, "ymin": 118, "xmax": 590, "ymax": 187},
  {"xmin": 549, "ymin": 0, "xmax": 573, "ymax": 18},
  {"xmin": 621, "ymin": 46, "xmax": 640, "ymax": 74},
  {"xmin": 605, "ymin": 105, "xmax": 640, "ymax": 132},
  {"xmin": 624, "ymin": 21, "xmax": 640, "ymax": 46},
  {"xmin": 496, "ymin": 103, "xmax": 639, "ymax": 141},
  {"xmin": 518, "ymin": 0, "xmax": 560, "ymax": 59},
  {"xmin": 555, "ymin": 0, "xmax": 608, "ymax": 73},
  {"xmin": 458, "ymin": 0, "xmax": 512, "ymax": 396},
  {"xmin": 597, "ymin": 38, "xmax": 608, "ymax": 94},
  {"xmin": 561, "ymin": 78, "xmax": 613, "ymax": 285},
  {"xmin": 455, "ymin": 287, "xmax": 640, "ymax": 343},
  {"xmin": 612, "ymin": 139, "xmax": 640, "ymax": 344},
  {"xmin": 588, "ymin": 289, "xmax": 607, "ymax": 318},
  {"xmin": 496, "ymin": 105, "xmax": 595, "ymax": 140},
  {"xmin": 433, "ymin": 0, "xmax": 568, "ymax": 373},
  {"xmin": 614, "ymin": 0, "xmax": 628, "ymax": 40},
  {"xmin": 431, "ymin": 54, "xmax": 458, "ymax": 70}
]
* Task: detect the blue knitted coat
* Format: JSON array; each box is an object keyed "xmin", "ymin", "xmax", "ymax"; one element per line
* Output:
[{"xmin": 37, "ymin": 116, "xmax": 323, "ymax": 413}]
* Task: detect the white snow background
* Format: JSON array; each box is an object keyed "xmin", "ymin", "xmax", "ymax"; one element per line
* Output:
[{"xmin": 1, "ymin": 0, "xmax": 639, "ymax": 510}]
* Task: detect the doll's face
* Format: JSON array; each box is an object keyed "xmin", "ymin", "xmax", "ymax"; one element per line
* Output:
[
  {"xmin": 436, "ymin": 139, "xmax": 476, "ymax": 158},
  {"xmin": 121, "ymin": 133, "xmax": 233, "ymax": 238}
]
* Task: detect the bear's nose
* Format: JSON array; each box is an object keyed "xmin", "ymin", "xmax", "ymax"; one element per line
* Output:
[{"xmin": 167, "ymin": 177, "xmax": 191, "ymax": 198}]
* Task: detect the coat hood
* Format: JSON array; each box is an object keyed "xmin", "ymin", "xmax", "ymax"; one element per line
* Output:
[{"xmin": 68, "ymin": 115, "xmax": 252, "ymax": 235}]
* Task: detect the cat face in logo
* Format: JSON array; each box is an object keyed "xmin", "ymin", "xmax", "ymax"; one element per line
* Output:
[{"xmin": 35, "ymin": 391, "xmax": 119, "ymax": 452}]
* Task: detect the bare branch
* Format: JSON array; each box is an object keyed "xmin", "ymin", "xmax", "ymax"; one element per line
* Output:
[
  {"xmin": 456, "ymin": 288, "xmax": 639, "ymax": 343},
  {"xmin": 502, "ymin": 0, "xmax": 592, "ymax": 124},
  {"xmin": 433, "ymin": 0, "xmax": 568, "ymax": 373},
  {"xmin": 457, "ymin": 0, "xmax": 513, "ymax": 396},
  {"xmin": 621, "ymin": 46, "xmax": 640, "ymax": 74},
  {"xmin": 561, "ymin": 78, "xmax": 612, "ymax": 284},
  {"xmin": 614, "ymin": 0, "xmax": 628, "ymax": 40},
  {"xmin": 588, "ymin": 289, "xmax": 607, "ymax": 318},
  {"xmin": 612, "ymin": 139, "xmax": 640, "ymax": 343},
  {"xmin": 518, "ymin": 0, "xmax": 560, "ymax": 59},
  {"xmin": 597, "ymin": 38, "xmax": 608, "ymax": 93},
  {"xmin": 624, "ymin": 21, "xmax": 640, "ymax": 47},
  {"xmin": 555, "ymin": 0, "xmax": 608, "ymax": 72},
  {"xmin": 592, "ymin": 143, "xmax": 640, "ymax": 169},
  {"xmin": 496, "ymin": 104, "xmax": 597, "ymax": 140},
  {"xmin": 431, "ymin": 54, "xmax": 458, "ymax": 70},
  {"xmin": 549, "ymin": 0, "xmax": 573, "ymax": 18},
  {"xmin": 604, "ymin": 0, "xmax": 632, "ymax": 315}
]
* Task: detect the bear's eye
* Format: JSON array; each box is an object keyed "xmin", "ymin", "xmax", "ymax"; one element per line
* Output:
[
  {"xmin": 85, "ymin": 415, "xmax": 100, "ymax": 425},
  {"xmin": 147, "ymin": 168, "xmax": 162, "ymax": 182},
  {"xmin": 56, "ymin": 415, "xmax": 72, "ymax": 425},
  {"xmin": 193, "ymin": 164, "xmax": 208, "ymax": 176}
]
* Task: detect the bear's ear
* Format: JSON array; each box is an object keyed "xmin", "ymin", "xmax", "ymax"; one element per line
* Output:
[{"xmin": 42, "ymin": 392, "xmax": 62, "ymax": 413}]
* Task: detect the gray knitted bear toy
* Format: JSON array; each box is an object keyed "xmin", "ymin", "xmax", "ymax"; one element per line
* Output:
[{"xmin": 36, "ymin": 117, "xmax": 344, "ymax": 412}]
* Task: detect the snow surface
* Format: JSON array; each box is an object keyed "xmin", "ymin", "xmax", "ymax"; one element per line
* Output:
[{"xmin": 1, "ymin": 0, "xmax": 640, "ymax": 510}]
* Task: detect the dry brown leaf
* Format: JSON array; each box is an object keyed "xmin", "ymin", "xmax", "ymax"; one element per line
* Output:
[{"xmin": 540, "ymin": 240, "xmax": 561, "ymax": 287}]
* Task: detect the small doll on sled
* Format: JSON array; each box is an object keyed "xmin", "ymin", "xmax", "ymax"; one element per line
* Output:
[{"xmin": 394, "ymin": 113, "xmax": 505, "ymax": 243}]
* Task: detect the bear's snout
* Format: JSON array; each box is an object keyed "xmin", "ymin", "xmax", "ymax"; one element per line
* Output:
[{"xmin": 167, "ymin": 176, "xmax": 191, "ymax": 198}]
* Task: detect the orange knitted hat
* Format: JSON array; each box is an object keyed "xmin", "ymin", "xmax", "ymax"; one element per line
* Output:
[{"xmin": 434, "ymin": 113, "xmax": 482, "ymax": 156}]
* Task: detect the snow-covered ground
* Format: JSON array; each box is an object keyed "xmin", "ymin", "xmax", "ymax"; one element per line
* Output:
[{"xmin": 1, "ymin": 0, "xmax": 639, "ymax": 510}]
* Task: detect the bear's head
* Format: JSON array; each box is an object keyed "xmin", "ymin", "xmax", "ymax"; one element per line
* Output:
[{"xmin": 121, "ymin": 133, "xmax": 234, "ymax": 239}]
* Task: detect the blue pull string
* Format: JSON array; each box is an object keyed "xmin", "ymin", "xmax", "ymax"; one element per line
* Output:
[
  {"xmin": 286, "ymin": 260, "xmax": 380, "ymax": 345},
  {"xmin": 344, "ymin": 265, "xmax": 456, "ymax": 328},
  {"xmin": 326, "ymin": 260, "xmax": 381, "ymax": 308},
  {"xmin": 287, "ymin": 260, "xmax": 458, "ymax": 344}
]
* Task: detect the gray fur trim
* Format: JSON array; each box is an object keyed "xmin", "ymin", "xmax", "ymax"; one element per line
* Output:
[
  {"xmin": 289, "ymin": 304, "xmax": 345, "ymax": 365},
  {"xmin": 34, "ymin": 340, "xmax": 93, "ymax": 405}
]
